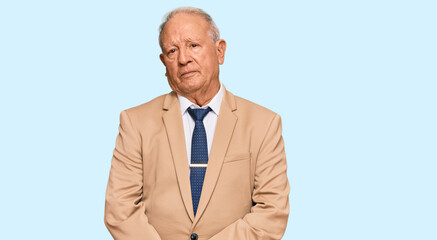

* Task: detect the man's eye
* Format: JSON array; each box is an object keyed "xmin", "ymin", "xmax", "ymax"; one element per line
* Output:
[
  {"xmin": 191, "ymin": 44, "xmax": 198, "ymax": 48},
  {"xmin": 168, "ymin": 49, "xmax": 176, "ymax": 54}
]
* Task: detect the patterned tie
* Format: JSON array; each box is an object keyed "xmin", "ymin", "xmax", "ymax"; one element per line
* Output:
[{"xmin": 188, "ymin": 107, "xmax": 212, "ymax": 216}]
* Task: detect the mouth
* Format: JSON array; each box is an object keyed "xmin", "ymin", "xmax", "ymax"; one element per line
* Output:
[{"xmin": 180, "ymin": 71, "xmax": 197, "ymax": 78}]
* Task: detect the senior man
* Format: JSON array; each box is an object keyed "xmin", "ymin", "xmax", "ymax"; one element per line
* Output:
[{"xmin": 104, "ymin": 7, "xmax": 289, "ymax": 240}]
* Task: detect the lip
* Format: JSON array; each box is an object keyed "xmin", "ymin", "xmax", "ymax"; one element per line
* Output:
[{"xmin": 180, "ymin": 71, "xmax": 197, "ymax": 78}]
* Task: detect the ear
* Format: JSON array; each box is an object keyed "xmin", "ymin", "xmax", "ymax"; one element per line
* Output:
[
  {"xmin": 160, "ymin": 54, "xmax": 169, "ymax": 77},
  {"xmin": 160, "ymin": 53, "xmax": 166, "ymax": 66},
  {"xmin": 215, "ymin": 39, "xmax": 227, "ymax": 65}
]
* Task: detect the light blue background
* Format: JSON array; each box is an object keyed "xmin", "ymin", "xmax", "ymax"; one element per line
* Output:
[{"xmin": 1, "ymin": 0, "xmax": 436, "ymax": 239}]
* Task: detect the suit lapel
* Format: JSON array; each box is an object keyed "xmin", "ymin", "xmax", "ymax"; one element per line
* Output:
[
  {"xmin": 193, "ymin": 89, "xmax": 238, "ymax": 225},
  {"xmin": 162, "ymin": 92, "xmax": 195, "ymax": 222}
]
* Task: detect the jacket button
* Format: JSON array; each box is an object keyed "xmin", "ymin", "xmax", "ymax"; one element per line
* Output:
[{"xmin": 190, "ymin": 233, "xmax": 198, "ymax": 240}]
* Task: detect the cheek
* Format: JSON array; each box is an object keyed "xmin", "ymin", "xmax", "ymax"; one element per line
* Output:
[
  {"xmin": 165, "ymin": 63, "xmax": 178, "ymax": 75},
  {"xmin": 199, "ymin": 55, "xmax": 218, "ymax": 71}
]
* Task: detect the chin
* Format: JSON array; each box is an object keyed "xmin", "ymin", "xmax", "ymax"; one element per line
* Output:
[{"xmin": 179, "ymin": 80, "xmax": 205, "ymax": 94}]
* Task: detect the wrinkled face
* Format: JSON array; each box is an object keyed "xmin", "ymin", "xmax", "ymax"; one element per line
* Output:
[{"xmin": 159, "ymin": 13, "xmax": 226, "ymax": 96}]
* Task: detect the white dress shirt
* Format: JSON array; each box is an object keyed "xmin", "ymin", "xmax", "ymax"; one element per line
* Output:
[{"xmin": 177, "ymin": 84, "xmax": 224, "ymax": 165}]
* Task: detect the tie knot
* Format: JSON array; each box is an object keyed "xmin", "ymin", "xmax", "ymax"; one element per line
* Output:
[{"xmin": 187, "ymin": 107, "xmax": 212, "ymax": 121}]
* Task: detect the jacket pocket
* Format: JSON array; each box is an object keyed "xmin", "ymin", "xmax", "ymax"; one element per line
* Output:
[{"xmin": 223, "ymin": 152, "xmax": 251, "ymax": 163}]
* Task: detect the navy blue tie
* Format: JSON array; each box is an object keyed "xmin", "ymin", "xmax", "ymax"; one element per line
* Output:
[{"xmin": 188, "ymin": 107, "xmax": 212, "ymax": 216}]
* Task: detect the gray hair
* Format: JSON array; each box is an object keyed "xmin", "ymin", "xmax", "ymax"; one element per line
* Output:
[{"xmin": 158, "ymin": 7, "xmax": 220, "ymax": 50}]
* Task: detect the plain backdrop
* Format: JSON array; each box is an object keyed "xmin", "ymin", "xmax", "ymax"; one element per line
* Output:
[{"xmin": 0, "ymin": 0, "xmax": 436, "ymax": 239}]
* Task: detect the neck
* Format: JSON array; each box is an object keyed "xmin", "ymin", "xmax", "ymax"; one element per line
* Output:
[{"xmin": 182, "ymin": 81, "xmax": 220, "ymax": 107}]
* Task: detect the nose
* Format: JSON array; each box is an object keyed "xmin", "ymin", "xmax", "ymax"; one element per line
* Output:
[{"xmin": 178, "ymin": 48, "xmax": 192, "ymax": 66}]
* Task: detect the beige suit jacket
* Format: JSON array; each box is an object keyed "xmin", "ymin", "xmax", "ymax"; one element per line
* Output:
[{"xmin": 104, "ymin": 88, "xmax": 289, "ymax": 240}]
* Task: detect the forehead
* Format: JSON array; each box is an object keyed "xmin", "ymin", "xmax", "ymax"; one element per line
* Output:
[{"xmin": 161, "ymin": 13, "xmax": 210, "ymax": 44}]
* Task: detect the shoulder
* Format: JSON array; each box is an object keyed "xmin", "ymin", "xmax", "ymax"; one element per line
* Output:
[
  {"xmin": 119, "ymin": 93, "xmax": 171, "ymax": 125},
  {"xmin": 230, "ymin": 92, "xmax": 280, "ymax": 124},
  {"xmin": 125, "ymin": 94, "xmax": 167, "ymax": 114}
]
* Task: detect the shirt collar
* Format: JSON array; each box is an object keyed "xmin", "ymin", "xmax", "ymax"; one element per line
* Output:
[{"xmin": 177, "ymin": 83, "xmax": 224, "ymax": 116}]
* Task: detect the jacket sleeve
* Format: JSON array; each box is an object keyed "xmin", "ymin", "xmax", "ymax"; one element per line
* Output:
[
  {"xmin": 104, "ymin": 110, "xmax": 161, "ymax": 240},
  {"xmin": 209, "ymin": 114, "xmax": 290, "ymax": 240}
]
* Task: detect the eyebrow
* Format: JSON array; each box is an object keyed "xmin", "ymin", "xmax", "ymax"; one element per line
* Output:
[
  {"xmin": 162, "ymin": 37, "xmax": 202, "ymax": 50},
  {"xmin": 184, "ymin": 36, "xmax": 202, "ymax": 42}
]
